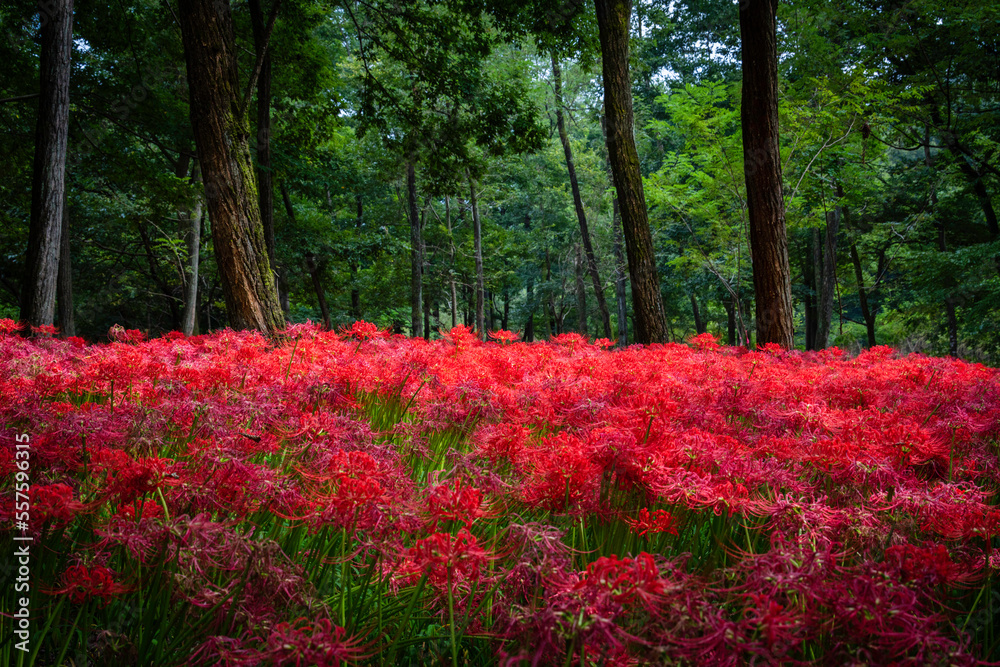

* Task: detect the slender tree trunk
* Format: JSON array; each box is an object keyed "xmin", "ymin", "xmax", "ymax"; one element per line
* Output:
[
  {"xmin": 575, "ymin": 243, "xmax": 588, "ymax": 335},
  {"xmin": 594, "ymin": 0, "xmax": 667, "ymax": 344},
  {"xmin": 552, "ymin": 53, "xmax": 611, "ymax": 338},
  {"xmin": 178, "ymin": 0, "xmax": 283, "ymax": 332},
  {"xmin": 611, "ymin": 198, "xmax": 629, "ymax": 346},
  {"xmin": 182, "ymin": 165, "xmax": 203, "ymax": 336},
  {"xmin": 56, "ymin": 190, "xmax": 74, "ymax": 337},
  {"xmin": 249, "ymin": 0, "xmax": 276, "ymax": 270},
  {"xmin": 690, "ymin": 294, "xmax": 705, "ymax": 334},
  {"xmin": 849, "ymin": 243, "xmax": 876, "ymax": 348},
  {"xmin": 725, "ymin": 297, "xmax": 736, "ymax": 346},
  {"xmin": 804, "ymin": 231, "xmax": 817, "ymax": 350},
  {"xmin": 22, "ymin": 0, "xmax": 73, "ymax": 330},
  {"xmin": 407, "ymin": 161, "xmax": 422, "ymax": 337},
  {"xmin": 816, "ymin": 207, "xmax": 840, "ymax": 349},
  {"xmin": 351, "ymin": 195, "xmax": 362, "ymax": 318},
  {"xmin": 469, "ymin": 172, "xmax": 485, "ymax": 338},
  {"xmin": 924, "ymin": 127, "xmax": 959, "ymax": 356},
  {"xmin": 446, "ymin": 196, "xmax": 458, "ymax": 329},
  {"xmin": 739, "ymin": 0, "xmax": 793, "ymax": 348},
  {"xmin": 304, "ymin": 252, "xmax": 330, "ymax": 329}
]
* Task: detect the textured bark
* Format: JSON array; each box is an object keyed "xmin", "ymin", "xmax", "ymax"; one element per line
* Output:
[
  {"xmin": 595, "ymin": 0, "xmax": 667, "ymax": 344},
  {"xmin": 816, "ymin": 208, "xmax": 840, "ymax": 349},
  {"xmin": 552, "ymin": 54, "xmax": 612, "ymax": 339},
  {"xmin": 56, "ymin": 190, "xmax": 74, "ymax": 337},
  {"xmin": 611, "ymin": 198, "xmax": 629, "ymax": 346},
  {"xmin": 739, "ymin": 0, "xmax": 794, "ymax": 348},
  {"xmin": 181, "ymin": 202, "xmax": 202, "ymax": 336},
  {"xmin": 407, "ymin": 161, "xmax": 422, "ymax": 338},
  {"xmin": 469, "ymin": 173, "xmax": 485, "ymax": 339},
  {"xmin": 22, "ymin": 0, "xmax": 73, "ymax": 329},
  {"xmin": 178, "ymin": 0, "xmax": 284, "ymax": 332},
  {"xmin": 849, "ymin": 243, "xmax": 876, "ymax": 348}
]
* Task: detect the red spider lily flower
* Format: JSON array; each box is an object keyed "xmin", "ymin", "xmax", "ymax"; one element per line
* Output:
[
  {"xmin": 442, "ymin": 324, "xmax": 479, "ymax": 348},
  {"xmin": 46, "ymin": 564, "xmax": 132, "ymax": 605},
  {"xmin": 117, "ymin": 498, "xmax": 164, "ymax": 521},
  {"xmin": 426, "ymin": 478, "xmax": 487, "ymax": 528},
  {"xmin": 261, "ymin": 618, "xmax": 366, "ymax": 667},
  {"xmin": 0, "ymin": 318, "xmax": 22, "ymax": 334},
  {"xmin": 108, "ymin": 324, "xmax": 146, "ymax": 343},
  {"xmin": 688, "ymin": 332, "xmax": 721, "ymax": 351},
  {"xmin": 339, "ymin": 320, "xmax": 387, "ymax": 341},
  {"xmin": 404, "ymin": 528, "xmax": 491, "ymax": 592},
  {"xmin": 30, "ymin": 483, "xmax": 92, "ymax": 526},
  {"xmin": 550, "ymin": 332, "xmax": 589, "ymax": 349},
  {"xmin": 624, "ymin": 508, "xmax": 678, "ymax": 537},
  {"xmin": 489, "ymin": 329, "xmax": 521, "ymax": 344},
  {"xmin": 576, "ymin": 553, "xmax": 664, "ymax": 609},
  {"xmin": 30, "ymin": 324, "xmax": 59, "ymax": 336},
  {"xmin": 884, "ymin": 543, "xmax": 979, "ymax": 587}
]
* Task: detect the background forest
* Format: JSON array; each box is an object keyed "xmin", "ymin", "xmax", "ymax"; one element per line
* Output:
[{"xmin": 3, "ymin": 0, "xmax": 999, "ymax": 361}]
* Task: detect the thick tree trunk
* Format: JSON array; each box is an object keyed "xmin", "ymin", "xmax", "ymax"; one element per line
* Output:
[
  {"xmin": 594, "ymin": 0, "xmax": 667, "ymax": 344},
  {"xmin": 611, "ymin": 198, "xmax": 629, "ymax": 346},
  {"xmin": 56, "ymin": 191, "xmax": 74, "ymax": 337},
  {"xmin": 178, "ymin": 0, "xmax": 284, "ymax": 333},
  {"xmin": 469, "ymin": 173, "xmax": 485, "ymax": 338},
  {"xmin": 849, "ymin": 243, "xmax": 876, "ymax": 348},
  {"xmin": 407, "ymin": 161, "xmax": 422, "ymax": 337},
  {"xmin": 816, "ymin": 207, "xmax": 840, "ymax": 349},
  {"xmin": 575, "ymin": 243, "xmax": 588, "ymax": 335},
  {"xmin": 739, "ymin": 0, "xmax": 794, "ymax": 348},
  {"xmin": 553, "ymin": 53, "xmax": 612, "ymax": 339},
  {"xmin": 22, "ymin": 0, "xmax": 73, "ymax": 330}
]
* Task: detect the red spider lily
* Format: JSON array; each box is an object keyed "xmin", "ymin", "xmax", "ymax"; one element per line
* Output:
[
  {"xmin": 30, "ymin": 483, "xmax": 92, "ymax": 526},
  {"xmin": 261, "ymin": 618, "xmax": 366, "ymax": 667},
  {"xmin": 624, "ymin": 508, "xmax": 678, "ymax": 537},
  {"xmin": 0, "ymin": 317, "xmax": 22, "ymax": 334},
  {"xmin": 576, "ymin": 553, "xmax": 665, "ymax": 609},
  {"xmin": 338, "ymin": 320, "xmax": 387, "ymax": 341},
  {"xmin": 30, "ymin": 324, "xmax": 59, "ymax": 336},
  {"xmin": 426, "ymin": 477, "xmax": 487, "ymax": 528},
  {"xmin": 108, "ymin": 324, "xmax": 146, "ymax": 344},
  {"xmin": 403, "ymin": 528, "xmax": 491, "ymax": 592},
  {"xmin": 46, "ymin": 564, "xmax": 132, "ymax": 605},
  {"xmin": 489, "ymin": 329, "xmax": 521, "ymax": 344}
]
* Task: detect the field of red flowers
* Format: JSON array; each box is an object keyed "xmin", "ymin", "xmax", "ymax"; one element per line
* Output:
[{"xmin": 1, "ymin": 319, "xmax": 999, "ymax": 665}]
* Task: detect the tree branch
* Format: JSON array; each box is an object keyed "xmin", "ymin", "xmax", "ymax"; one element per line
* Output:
[{"xmin": 240, "ymin": 0, "xmax": 282, "ymax": 117}]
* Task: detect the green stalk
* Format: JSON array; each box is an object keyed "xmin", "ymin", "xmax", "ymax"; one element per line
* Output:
[
  {"xmin": 53, "ymin": 602, "xmax": 85, "ymax": 667},
  {"xmin": 386, "ymin": 571, "xmax": 428, "ymax": 665},
  {"xmin": 447, "ymin": 566, "xmax": 459, "ymax": 667}
]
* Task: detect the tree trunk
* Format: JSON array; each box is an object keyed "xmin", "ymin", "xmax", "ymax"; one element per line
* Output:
[
  {"xmin": 725, "ymin": 297, "xmax": 736, "ymax": 346},
  {"xmin": 816, "ymin": 207, "xmax": 840, "ymax": 349},
  {"xmin": 407, "ymin": 161, "xmax": 422, "ymax": 338},
  {"xmin": 56, "ymin": 190, "xmax": 75, "ymax": 337},
  {"xmin": 739, "ymin": 0, "xmax": 794, "ymax": 348},
  {"xmin": 552, "ymin": 53, "xmax": 612, "ymax": 339},
  {"xmin": 446, "ymin": 196, "xmax": 457, "ymax": 329},
  {"xmin": 804, "ymin": 230, "xmax": 817, "ymax": 350},
  {"xmin": 594, "ymin": 0, "xmax": 667, "ymax": 344},
  {"xmin": 849, "ymin": 243, "xmax": 876, "ymax": 348},
  {"xmin": 469, "ymin": 172, "xmax": 485, "ymax": 338},
  {"xmin": 182, "ymin": 165, "xmax": 203, "ymax": 336},
  {"xmin": 690, "ymin": 293, "xmax": 705, "ymax": 334},
  {"xmin": 249, "ymin": 0, "xmax": 276, "ymax": 272},
  {"xmin": 575, "ymin": 243, "xmax": 588, "ymax": 335},
  {"xmin": 351, "ymin": 195, "xmax": 362, "ymax": 318},
  {"xmin": 304, "ymin": 252, "xmax": 330, "ymax": 329},
  {"xmin": 611, "ymin": 198, "xmax": 629, "ymax": 346},
  {"xmin": 178, "ymin": 0, "xmax": 284, "ymax": 333},
  {"xmin": 924, "ymin": 127, "xmax": 959, "ymax": 356},
  {"xmin": 22, "ymin": 0, "xmax": 73, "ymax": 330}
]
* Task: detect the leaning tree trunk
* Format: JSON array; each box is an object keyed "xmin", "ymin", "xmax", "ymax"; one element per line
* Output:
[
  {"xmin": 849, "ymin": 243, "xmax": 876, "ymax": 348},
  {"xmin": 22, "ymin": 0, "xmax": 73, "ymax": 330},
  {"xmin": 469, "ymin": 173, "xmax": 485, "ymax": 339},
  {"xmin": 594, "ymin": 0, "xmax": 667, "ymax": 344},
  {"xmin": 178, "ymin": 0, "xmax": 284, "ymax": 333},
  {"xmin": 575, "ymin": 243, "xmax": 588, "ymax": 335},
  {"xmin": 56, "ymin": 190, "xmax": 75, "ymax": 337},
  {"xmin": 407, "ymin": 160, "xmax": 423, "ymax": 338},
  {"xmin": 553, "ymin": 53, "xmax": 612, "ymax": 339},
  {"xmin": 739, "ymin": 0, "xmax": 794, "ymax": 348}
]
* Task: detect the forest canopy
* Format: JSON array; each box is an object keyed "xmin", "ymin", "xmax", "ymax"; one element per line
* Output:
[{"xmin": 2, "ymin": 0, "xmax": 999, "ymax": 362}]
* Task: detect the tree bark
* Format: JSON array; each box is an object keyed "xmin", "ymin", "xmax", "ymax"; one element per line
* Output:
[
  {"xmin": 22, "ymin": 0, "xmax": 73, "ymax": 330},
  {"xmin": 575, "ymin": 243, "xmax": 588, "ymax": 335},
  {"xmin": 469, "ymin": 173, "xmax": 485, "ymax": 338},
  {"xmin": 56, "ymin": 189, "xmax": 74, "ymax": 337},
  {"xmin": 611, "ymin": 198, "xmax": 629, "ymax": 346},
  {"xmin": 351, "ymin": 195, "xmax": 362, "ymax": 318},
  {"xmin": 849, "ymin": 243, "xmax": 876, "ymax": 348},
  {"xmin": 594, "ymin": 0, "xmax": 667, "ymax": 344},
  {"xmin": 690, "ymin": 293, "xmax": 705, "ymax": 334},
  {"xmin": 816, "ymin": 207, "xmax": 840, "ymax": 349},
  {"xmin": 552, "ymin": 53, "xmax": 612, "ymax": 339},
  {"xmin": 739, "ymin": 0, "xmax": 794, "ymax": 348},
  {"xmin": 182, "ymin": 164, "xmax": 203, "ymax": 336},
  {"xmin": 446, "ymin": 196, "xmax": 457, "ymax": 329},
  {"xmin": 407, "ymin": 161, "xmax": 422, "ymax": 338},
  {"xmin": 304, "ymin": 252, "xmax": 330, "ymax": 329},
  {"xmin": 178, "ymin": 0, "xmax": 284, "ymax": 333},
  {"xmin": 804, "ymin": 230, "xmax": 818, "ymax": 350}
]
